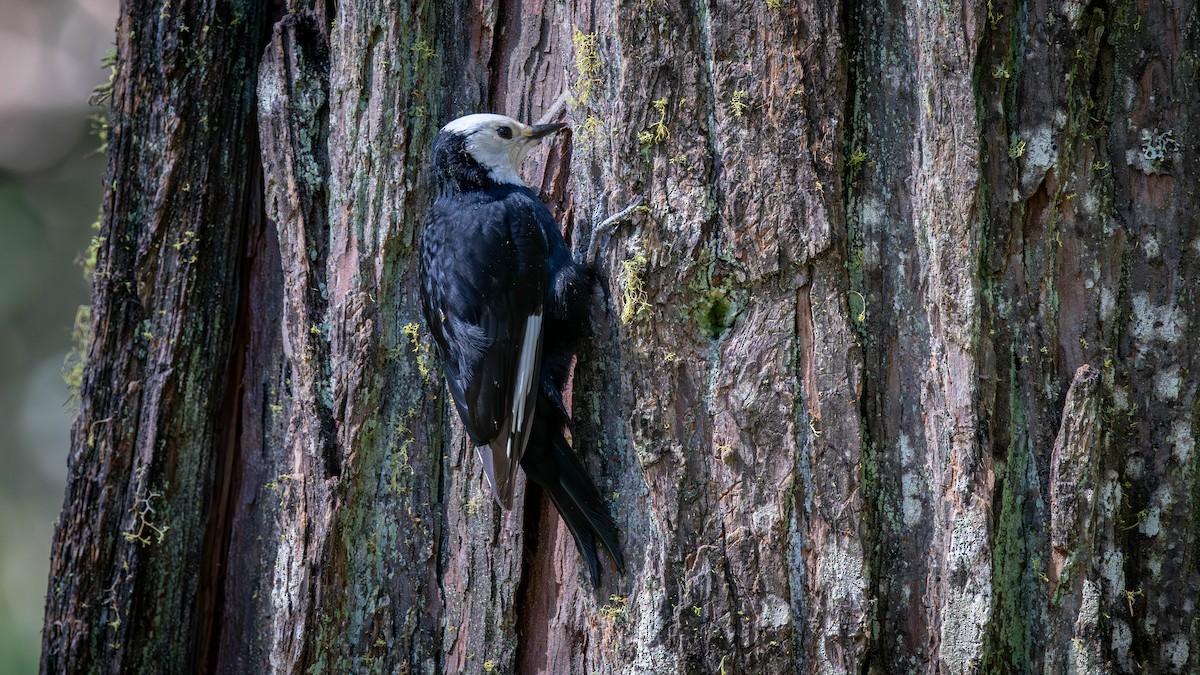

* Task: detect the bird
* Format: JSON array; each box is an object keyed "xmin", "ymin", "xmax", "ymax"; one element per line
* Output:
[{"xmin": 419, "ymin": 112, "xmax": 625, "ymax": 584}]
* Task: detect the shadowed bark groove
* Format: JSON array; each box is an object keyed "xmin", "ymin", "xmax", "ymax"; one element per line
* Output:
[{"xmin": 42, "ymin": 0, "xmax": 1200, "ymax": 673}]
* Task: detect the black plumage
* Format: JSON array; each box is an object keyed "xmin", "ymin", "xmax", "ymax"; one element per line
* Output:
[{"xmin": 419, "ymin": 114, "xmax": 625, "ymax": 584}]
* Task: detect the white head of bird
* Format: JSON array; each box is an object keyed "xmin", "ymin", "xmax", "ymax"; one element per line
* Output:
[{"xmin": 439, "ymin": 113, "xmax": 566, "ymax": 186}]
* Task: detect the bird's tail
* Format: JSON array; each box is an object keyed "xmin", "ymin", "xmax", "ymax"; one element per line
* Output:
[{"xmin": 521, "ymin": 396, "xmax": 625, "ymax": 585}]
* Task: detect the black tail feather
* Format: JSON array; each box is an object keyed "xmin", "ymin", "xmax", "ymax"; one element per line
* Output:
[
  {"xmin": 550, "ymin": 431, "xmax": 626, "ymax": 575},
  {"xmin": 521, "ymin": 396, "xmax": 624, "ymax": 585},
  {"xmin": 539, "ymin": 378, "xmax": 571, "ymax": 426}
]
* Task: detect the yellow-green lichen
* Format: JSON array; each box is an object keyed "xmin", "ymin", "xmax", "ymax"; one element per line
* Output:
[
  {"xmin": 1008, "ymin": 136, "xmax": 1026, "ymax": 159},
  {"xmin": 400, "ymin": 321, "xmax": 433, "ymax": 382},
  {"xmin": 62, "ymin": 305, "xmax": 91, "ymax": 405},
  {"xmin": 619, "ymin": 251, "xmax": 651, "ymax": 324},
  {"xmin": 411, "ymin": 39, "xmax": 435, "ymax": 61},
  {"xmin": 576, "ymin": 114, "xmax": 606, "ymax": 146},
  {"xmin": 571, "ymin": 29, "xmax": 601, "ymax": 107},
  {"xmin": 728, "ymin": 90, "xmax": 748, "ymax": 117},
  {"xmin": 637, "ymin": 98, "xmax": 670, "ymax": 147},
  {"xmin": 387, "ymin": 408, "xmax": 417, "ymax": 495},
  {"xmin": 600, "ymin": 594, "xmax": 629, "ymax": 622},
  {"xmin": 848, "ymin": 147, "xmax": 868, "ymax": 178}
]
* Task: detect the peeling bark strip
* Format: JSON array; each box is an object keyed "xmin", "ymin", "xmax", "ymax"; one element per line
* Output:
[
  {"xmin": 1049, "ymin": 366, "xmax": 1102, "ymax": 577},
  {"xmin": 228, "ymin": 10, "xmax": 337, "ymax": 672},
  {"xmin": 43, "ymin": 0, "xmax": 1200, "ymax": 673},
  {"xmin": 1047, "ymin": 364, "xmax": 1103, "ymax": 673}
]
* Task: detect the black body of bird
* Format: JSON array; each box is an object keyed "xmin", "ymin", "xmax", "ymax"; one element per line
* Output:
[{"xmin": 418, "ymin": 113, "xmax": 625, "ymax": 584}]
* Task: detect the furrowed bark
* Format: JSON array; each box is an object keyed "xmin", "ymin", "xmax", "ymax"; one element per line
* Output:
[
  {"xmin": 911, "ymin": 2, "xmax": 994, "ymax": 670},
  {"xmin": 41, "ymin": 1, "xmax": 268, "ymax": 672}
]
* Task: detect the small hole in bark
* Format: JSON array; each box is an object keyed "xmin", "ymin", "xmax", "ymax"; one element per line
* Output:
[{"xmin": 694, "ymin": 287, "xmax": 739, "ymax": 340}]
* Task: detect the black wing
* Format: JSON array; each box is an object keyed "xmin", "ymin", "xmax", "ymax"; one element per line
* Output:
[{"xmin": 420, "ymin": 190, "xmax": 548, "ymax": 507}]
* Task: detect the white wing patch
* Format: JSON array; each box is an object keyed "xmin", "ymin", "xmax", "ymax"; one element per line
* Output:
[{"xmin": 507, "ymin": 312, "xmax": 542, "ymax": 459}]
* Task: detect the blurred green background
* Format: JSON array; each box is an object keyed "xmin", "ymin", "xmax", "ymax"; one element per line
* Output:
[{"xmin": 0, "ymin": 0, "xmax": 117, "ymax": 670}]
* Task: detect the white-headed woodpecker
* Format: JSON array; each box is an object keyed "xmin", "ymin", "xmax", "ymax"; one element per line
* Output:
[{"xmin": 418, "ymin": 113, "xmax": 625, "ymax": 584}]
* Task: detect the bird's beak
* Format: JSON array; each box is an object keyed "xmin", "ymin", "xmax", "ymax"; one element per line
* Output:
[{"xmin": 528, "ymin": 122, "xmax": 568, "ymax": 140}]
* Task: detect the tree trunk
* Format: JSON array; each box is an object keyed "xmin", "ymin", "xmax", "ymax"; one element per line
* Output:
[{"xmin": 43, "ymin": 0, "xmax": 1199, "ymax": 673}]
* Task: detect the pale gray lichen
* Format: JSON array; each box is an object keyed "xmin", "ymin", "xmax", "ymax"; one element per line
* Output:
[
  {"xmin": 758, "ymin": 594, "xmax": 791, "ymax": 630},
  {"xmin": 1142, "ymin": 232, "xmax": 1161, "ymax": 259},
  {"xmin": 1138, "ymin": 488, "xmax": 1175, "ymax": 539},
  {"xmin": 1112, "ymin": 620, "xmax": 1134, "ymax": 671},
  {"xmin": 1131, "ymin": 293, "xmax": 1188, "ymax": 345},
  {"xmin": 1153, "ymin": 365, "xmax": 1182, "ymax": 401},
  {"xmin": 1163, "ymin": 634, "xmax": 1190, "ymax": 672},
  {"xmin": 1140, "ymin": 128, "xmax": 1180, "ymax": 162},
  {"xmin": 1169, "ymin": 419, "xmax": 1193, "ymax": 464},
  {"xmin": 1128, "ymin": 128, "xmax": 1181, "ymax": 174},
  {"xmin": 898, "ymin": 434, "xmax": 925, "ymax": 527},
  {"xmin": 631, "ymin": 574, "xmax": 678, "ymax": 675},
  {"xmin": 1071, "ymin": 581, "xmax": 1103, "ymax": 672},
  {"xmin": 1100, "ymin": 549, "xmax": 1126, "ymax": 602}
]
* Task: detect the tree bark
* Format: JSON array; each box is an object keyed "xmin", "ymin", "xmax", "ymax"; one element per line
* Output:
[{"xmin": 43, "ymin": 0, "xmax": 1199, "ymax": 673}]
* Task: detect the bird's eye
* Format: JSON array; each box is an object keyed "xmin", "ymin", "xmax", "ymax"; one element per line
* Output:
[{"xmin": 497, "ymin": 126, "xmax": 513, "ymax": 139}]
